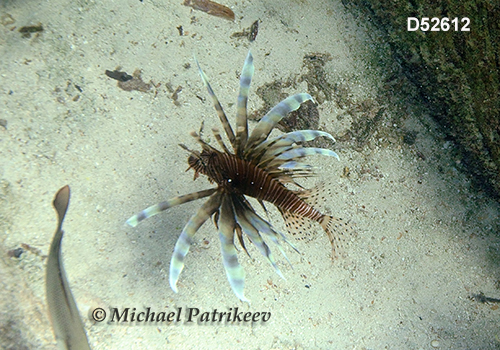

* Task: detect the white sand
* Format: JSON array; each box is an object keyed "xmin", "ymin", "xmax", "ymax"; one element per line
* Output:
[{"xmin": 1, "ymin": 0, "xmax": 499, "ymax": 348}]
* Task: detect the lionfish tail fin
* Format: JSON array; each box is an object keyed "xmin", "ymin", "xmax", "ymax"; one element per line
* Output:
[
  {"xmin": 282, "ymin": 183, "xmax": 355, "ymax": 260},
  {"xmin": 319, "ymin": 215, "xmax": 355, "ymax": 259}
]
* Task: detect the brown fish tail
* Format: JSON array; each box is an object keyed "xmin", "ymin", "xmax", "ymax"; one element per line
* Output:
[{"xmin": 320, "ymin": 215, "xmax": 354, "ymax": 259}]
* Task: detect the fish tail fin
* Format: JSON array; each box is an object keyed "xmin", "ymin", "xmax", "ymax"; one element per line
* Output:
[
  {"xmin": 281, "ymin": 183, "xmax": 355, "ymax": 259},
  {"xmin": 319, "ymin": 215, "xmax": 354, "ymax": 259}
]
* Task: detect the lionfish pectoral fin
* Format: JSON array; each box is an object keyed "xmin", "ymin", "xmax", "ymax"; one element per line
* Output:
[
  {"xmin": 319, "ymin": 215, "xmax": 355, "ymax": 260},
  {"xmin": 235, "ymin": 224, "xmax": 251, "ymax": 258},
  {"xmin": 277, "ymin": 161, "xmax": 313, "ymax": 171},
  {"xmin": 233, "ymin": 198, "xmax": 285, "ymax": 280},
  {"xmin": 212, "ymin": 210, "xmax": 220, "ymax": 230},
  {"xmin": 242, "ymin": 201, "xmax": 298, "ymax": 262},
  {"xmin": 126, "ymin": 188, "xmax": 218, "ymax": 227},
  {"xmin": 219, "ymin": 230, "xmax": 248, "ymax": 302},
  {"xmin": 169, "ymin": 192, "xmax": 222, "ymax": 293},
  {"xmin": 252, "ymin": 130, "xmax": 335, "ymax": 157},
  {"xmin": 218, "ymin": 195, "xmax": 248, "ymax": 302},
  {"xmin": 261, "ymin": 148, "xmax": 339, "ymax": 172},
  {"xmin": 257, "ymin": 130, "xmax": 337, "ymax": 163},
  {"xmin": 257, "ymin": 199, "xmax": 272, "ymax": 222}
]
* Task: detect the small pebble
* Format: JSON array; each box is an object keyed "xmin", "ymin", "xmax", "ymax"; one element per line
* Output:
[
  {"xmin": 431, "ymin": 339, "xmax": 440, "ymax": 348},
  {"xmin": 200, "ymin": 239, "xmax": 210, "ymax": 249},
  {"xmin": 1, "ymin": 13, "xmax": 15, "ymax": 26},
  {"xmin": 7, "ymin": 247, "xmax": 24, "ymax": 258}
]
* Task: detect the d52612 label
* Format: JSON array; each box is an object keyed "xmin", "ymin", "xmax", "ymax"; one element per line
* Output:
[{"xmin": 407, "ymin": 17, "xmax": 470, "ymax": 32}]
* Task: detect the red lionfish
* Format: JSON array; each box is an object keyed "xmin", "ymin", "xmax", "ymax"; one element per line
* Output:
[{"xmin": 127, "ymin": 51, "xmax": 352, "ymax": 301}]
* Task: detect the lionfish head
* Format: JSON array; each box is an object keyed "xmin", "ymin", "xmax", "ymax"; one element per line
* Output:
[
  {"xmin": 187, "ymin": 149, "xmax": 219, "ymax": 182},
  {"xmin": 187, "ymin": 152, "xmax": 202, "ymax": 171}
]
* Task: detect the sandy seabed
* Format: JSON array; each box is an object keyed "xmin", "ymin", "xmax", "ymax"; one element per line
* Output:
[{"xmin": 1, "ymin": 0, "xmax": 499, "ymax": 349}]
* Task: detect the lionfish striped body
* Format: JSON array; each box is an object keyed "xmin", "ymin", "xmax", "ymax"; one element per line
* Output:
[
  {"xmin": 189, "ymin": 149, "xmax": 324, "ymax": 222},
  {"xmin": 127, "ymin": 52, "xmax": 351, "ymax": 301}
]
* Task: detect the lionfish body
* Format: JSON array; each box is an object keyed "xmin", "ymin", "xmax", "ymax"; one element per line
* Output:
[
  {"xmin": 189, "ymin": 149, "xmax": 324, "ymax": 222},
  {"xmin": 127, "ymin": 52, "xmax": 352, "ymax": 301}
]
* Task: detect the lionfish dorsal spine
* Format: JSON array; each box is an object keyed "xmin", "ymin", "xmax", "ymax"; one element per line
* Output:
[
  {"xmin": 195, "ymin": 55, "xmax": 236, "ymax": 151},
  {"xmin": 212, "ymin": 127, "xmax": 231, "ymax": 154},
  {"xmin": 249, "ymin": 130, "xmax": 336, "ymax": 165},
  {"xmin": 245, "ymin": 93, "xmax": 314, "ymax": 156},
  {"xmin": 235, "ymin": 51, "xmax": 254, "ymax": 156},
  {"xmin": 189, "ymin": 130, "xmax": 219, "ymax": 153}
]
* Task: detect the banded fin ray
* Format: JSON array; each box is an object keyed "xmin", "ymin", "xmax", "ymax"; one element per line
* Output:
[
  {"xmin": 245, "ymin": 93, "xmax": 314, "ymax": 154},
  {"xmin": 269, "ymin": 168, "xmax": 315, "ymax": 184},
  {"xmin": 126, "ymin": 188, "xmax": 217, "ymax": 227},
  {"xmin": 240, "ymin": 199, "xmax": 297, "ymax": 267},
  {"xmin": 259, "ymin": 147, "xmax": 338, "ymax": 171},
  {"xmin": 195, "ymin": 56, "xmax": 236, "ymax": 151},
  {"xmin": 251, "ymin": 130, "xmax": 335, "ymax": 159},
  {"xmin": 218, "ymin": 195, "xmax": 248, "ymax": 301},
  {"xmin": 232, "ymin": 196, "xmax": 285, "ymax": 280},
  {"xmin": 212, "ymin": 127, "xmax": 231, "ymax": 154},
  {"xmin": 279, "ymin": 129, "xmax": 335, "ymax": 144},
  {"xmin": 264, "ymin": 148, "xmax": 340, "ymax": 171},
  {"xmin": 277, "ymin": 161, "xmax": 314, "ymax": 170},
  {"xmin": 235, "ymin": 51, "xmax": 254, "ymax": 156},
  {"xmin": 275, "ymin": 147, "xmax": 340, "ymax": 161},
  {"xmin": 189, "ymin": 130, "xmax": 219, "ymax": 153},
  {"xmin": 170, "ymin": 191, "xmax": 223, "ymax": 293},
  {"xmin": 259, "ymin": 131, "xmax": 335, "ymax": 162}
]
